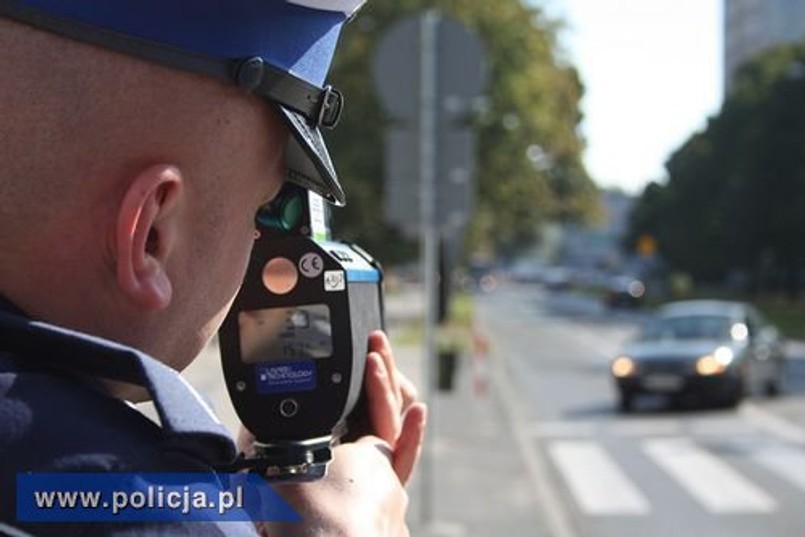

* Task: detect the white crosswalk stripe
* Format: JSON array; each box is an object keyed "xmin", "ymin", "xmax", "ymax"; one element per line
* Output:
[
  {"xmin": 643, "ymin": 437, "xmax": 777, "ymax": 513},
  {"xmin": 546, "ymin": 436, "xmax": 805, "ymax": 517},
  {"xmin": 547, "ymin": 440, "xmax": 650, "ymax": 515},
  {"xmin": 751, "ymin": 443, "xmax": 805, "ymax": 493}
]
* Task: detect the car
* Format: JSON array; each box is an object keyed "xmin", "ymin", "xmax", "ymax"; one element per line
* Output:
[
  {"xmin": 463, "ymin": 261, "xmax": 499, "ymax": 293},
  {"xmin": 610, "ymin": 299, "xmax": 786, "ymax": 411},
  {"xmin": 543, "ymin": 266, "xmax": 572, "ymax": 290},
  {"xmin": 507, "ymin": 258, "xmax": 547, "ymax": 283},
  {"xmin": 604, "ymin": 275, "xmax": 646, "ymax": 309}
]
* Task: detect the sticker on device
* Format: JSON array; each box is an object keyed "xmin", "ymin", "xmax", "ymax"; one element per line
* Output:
[
  {"xmin": 256, "ymin": 361, "xmax": 316, "ymax": 394},
  {"xmin": 323, "ymin": 270, "xmax": 345, "ymax": 292}
]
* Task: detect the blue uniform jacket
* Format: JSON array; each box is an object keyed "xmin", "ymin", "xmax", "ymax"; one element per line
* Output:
[{"xmin": 0, "ymin": 299, "xmax": 258, "ymax": 536}]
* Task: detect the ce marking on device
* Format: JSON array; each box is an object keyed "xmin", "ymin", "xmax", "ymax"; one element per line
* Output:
[{"xmin": 299, "ymin": 252, "xmax": 324, "ymax": 278}]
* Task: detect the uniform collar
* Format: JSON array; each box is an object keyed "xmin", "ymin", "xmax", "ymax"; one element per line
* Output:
[{"xmin": 0, "ymin": 302, "xmax": 237, "ymax": 466}]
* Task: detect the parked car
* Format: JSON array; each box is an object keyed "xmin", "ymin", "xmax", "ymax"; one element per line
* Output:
[
  {"xmin": 543, "ymin": 266, "xmax": 572, "ymax": 291},
  {"xmin": 507, "ymin": 258, "xmax": 547, "ymax": 284},
  {"xmin": 463, "ymin": 262, "xmax": 499, "ymax": 293},
  {"xmin": 610, "ymin": 300, "xmax": 786, "ymax": 411},
  {"xmin": 604, "ymin": 275, "xmax": 646, "ymax": 309}
]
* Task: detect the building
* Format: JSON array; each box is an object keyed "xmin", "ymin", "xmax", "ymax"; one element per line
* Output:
[
  {"xmin": 556, "ymin": 189, "xmax": 635, "ymax": 272},
  {"xmin": 724, "ymin": 0, "xmax": 805, "ymax": 93}
]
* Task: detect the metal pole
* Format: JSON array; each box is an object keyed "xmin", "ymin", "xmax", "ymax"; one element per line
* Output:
[{"xmin": 418, "ymin": 8, "xmax": 439, "ymax": 527}]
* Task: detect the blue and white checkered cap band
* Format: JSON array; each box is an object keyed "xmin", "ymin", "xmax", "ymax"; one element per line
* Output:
[{"xmin": 0, "ymin": 0, "xmax": 364, "ymax": 205}]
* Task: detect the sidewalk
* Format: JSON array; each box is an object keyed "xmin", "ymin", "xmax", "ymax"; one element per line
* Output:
[
  {"xmin": 397, "ymin": 348, "xmax": 551, "ymax": 537},
  {"xmin": 386, "ymin": 288, "xmax": 551, "ymax": 537}
]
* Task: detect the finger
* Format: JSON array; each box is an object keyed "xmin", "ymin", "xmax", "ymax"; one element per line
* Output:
[
  {"xmin": 398, "ymin": 371, "xmax": 419, "ymax": 412},
  {"xmin": 354, "ymin": 434, "xmax": 394, "ymax": 461},
  {"xmin": 368, "ymin": 331, "xmax": 402, "ymax": 409},
  {"xmin": 236, "ymin": 425, "xmax": 256, "ymax": 457},
  {"xmin": 365, "ymin": 351, "xmax": 402, "ymax": 445},
  {"xmin": 392, "ymin": 403, "xmax": 427, "ymax": 486}
]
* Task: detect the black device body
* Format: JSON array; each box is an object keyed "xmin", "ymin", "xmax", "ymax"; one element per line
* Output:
[{"xmin": 218, "ymin": 185, "xmax": 384, "ymax": 481}]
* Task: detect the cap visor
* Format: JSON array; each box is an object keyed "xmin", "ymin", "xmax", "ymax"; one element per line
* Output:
[{"xmin": 279, "ymin": 107, "xmax": 345, "ymax": 206}]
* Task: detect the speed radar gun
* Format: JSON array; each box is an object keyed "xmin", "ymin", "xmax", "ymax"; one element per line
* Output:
[{"xmin": 219, "ymin": 183, "xmax": 384, "ymax": 482}]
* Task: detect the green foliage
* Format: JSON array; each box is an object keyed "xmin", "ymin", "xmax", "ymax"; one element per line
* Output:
[
  {"xmin": 758, "ymin": 300, "xmax": 805, "ymax": 340},
  {"xmin": 325, "ymin": 0, "xmax": 595, "ymax": 262},
  {"xmin": 626, "ymin": 43, "xmax": 805, "ymax": 298}
]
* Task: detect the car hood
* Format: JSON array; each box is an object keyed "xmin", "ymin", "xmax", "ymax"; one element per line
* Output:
[{"xmin": 621, "ymin": 339, "xmax": 742, "ymax": 361}]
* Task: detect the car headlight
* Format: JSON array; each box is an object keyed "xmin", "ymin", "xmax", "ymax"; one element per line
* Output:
[
  {"xmin": 612, "ymin": 356, "xmax": 637, "ymax": 378},
  {"xmin": 696, "ymin": 346, "xmax": 734, "ymax": 376},
  {"xmin": 714, "ymin": 346, "xmax": 734, "ymax": 364},
  {"xmin": 730, "ymin": 323, "xmax": 749, "ymax": 342},
  {"xmin": 627, "ymin": 280, "xmax": 645, "ymax": 298}
]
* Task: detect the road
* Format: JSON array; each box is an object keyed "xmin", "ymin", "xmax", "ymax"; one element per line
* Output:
[{"xmin": 478, "ymin": 282, "xmax": 805, "ymax": 537}]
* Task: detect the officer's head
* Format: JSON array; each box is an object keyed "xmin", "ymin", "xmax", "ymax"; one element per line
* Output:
[{"xmin": 0, "ymin": 1, "xmax": 362, "ymax": 370}]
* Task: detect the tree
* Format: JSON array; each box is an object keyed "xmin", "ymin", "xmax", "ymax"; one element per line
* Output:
[
  {"xmin": 325, "ymin": 0, "xmax": 596, "ymax": 262},
  {"xmin": 725, "ymin": 45, "xmax": 805, "ymax": 297},
  {"xmin": 626, "ymin": 43, "xmax": 805, "ymax": 297}
]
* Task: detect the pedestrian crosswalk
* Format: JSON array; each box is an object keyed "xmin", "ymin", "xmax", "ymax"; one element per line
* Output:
[
  {"xmin": 643, "ymin": 438, "xmax": 776, "ymax": 513},
  {"xmin": 751, "ymin": 443, "xmax": 805, "ymax": 494},
  {"xmin": 544, "ymin": 428, "xmax": 805, "ymax": 517},
  {"xmin": 548, "ymin": 440, "xmax": 650, "ymax": 515}
]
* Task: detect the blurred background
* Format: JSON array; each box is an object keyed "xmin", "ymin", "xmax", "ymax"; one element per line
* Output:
[{"xmin": 186, "ymin": 1, "xmax": 805, "ymax": 535}]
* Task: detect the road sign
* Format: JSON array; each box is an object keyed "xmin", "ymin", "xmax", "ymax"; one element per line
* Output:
[
  {"xmin": 384, "ymin": 127, "xmax": 475, "ymax": 237},
  {"xmin": 373, "ymin": 14, "xmax": 487, "ymax": 122},
  {"xmin": 637, "ymin": 234, "xmax": 658, "ymax": 258},
  {"xmin": 373, "ymin": 13, "xmax": 486, "ymax": 238}
]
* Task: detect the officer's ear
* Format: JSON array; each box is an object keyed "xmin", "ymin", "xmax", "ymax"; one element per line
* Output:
[{"xmin": 115, "ymin": 164, "xmax": 184, "ymax": 311}]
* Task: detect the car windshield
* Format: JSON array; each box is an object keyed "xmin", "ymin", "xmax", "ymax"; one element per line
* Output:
[{"xmin": 639, "ymin": 314, "xmax": 733, "ymax": 341}]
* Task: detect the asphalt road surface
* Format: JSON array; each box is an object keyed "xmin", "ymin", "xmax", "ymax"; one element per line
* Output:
[{"xmin": 478, "ymin": 282, "xmax": 805, "ymax": 537}]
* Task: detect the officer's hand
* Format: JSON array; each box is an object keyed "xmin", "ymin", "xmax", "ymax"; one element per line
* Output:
[
  {"xmin": 262, "ymin": 436, "xmax": 417, "ymax": 537},
  {"xmin": 362, "ymin": 330, "xmax": 426, "ymax": 484}
]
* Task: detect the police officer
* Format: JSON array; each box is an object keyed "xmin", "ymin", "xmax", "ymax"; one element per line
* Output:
[{"xmin": 0, "ymin": 1, "xmax": 425, "ymax": 535}]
